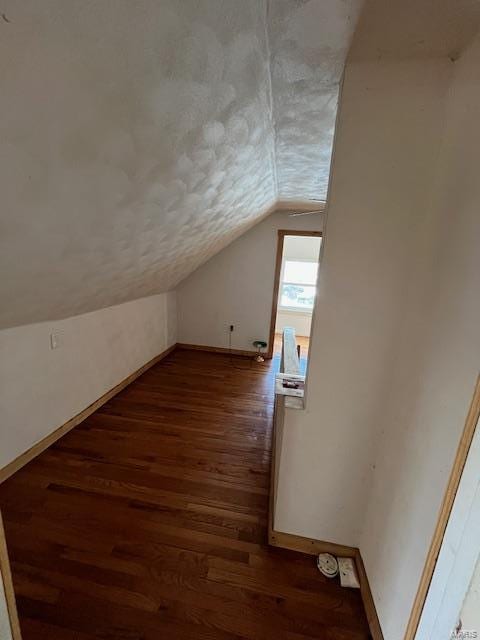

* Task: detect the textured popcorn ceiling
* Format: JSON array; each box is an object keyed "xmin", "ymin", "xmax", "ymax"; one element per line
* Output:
[
  {"xmin": 0, "ymin": 0, "xmax": 359, "ymax": 329},
  {"xmin": 268, "ymin": 0, "xmax": 362, "ymax": 200}
]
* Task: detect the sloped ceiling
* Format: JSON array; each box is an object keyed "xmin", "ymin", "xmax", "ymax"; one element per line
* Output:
[
  {"xmin": 269, "ymin": 0, "xmax": 362, "ymax": 200},
  {"xmin": 0, "ymin": 0, "xmax": 361, "ymax": 329}
]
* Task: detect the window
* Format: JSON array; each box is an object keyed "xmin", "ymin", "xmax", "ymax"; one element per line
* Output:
[{"xmin": 279, "ymin": 260, "xmax": 318, "ymax": 311}]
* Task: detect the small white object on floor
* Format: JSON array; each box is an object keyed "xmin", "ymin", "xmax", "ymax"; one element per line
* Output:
[
  {"xmin": 317, "ymin": 553, "xmax": 339, "ymax": 578},
  {"xmin": 338, "ymin": 557, "xmax": 360, "ymax": 588}
]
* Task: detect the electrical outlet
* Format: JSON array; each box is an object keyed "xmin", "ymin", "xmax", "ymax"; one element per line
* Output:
[
  {"xmin": 50, "ymin": 332, "xmax": 60, "ymax": 350},
  {"xmin": 338, "ymin": 557, "xmax": 360, "ymax": 588}
]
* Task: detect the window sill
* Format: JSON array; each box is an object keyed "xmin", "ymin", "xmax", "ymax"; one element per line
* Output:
[{"xmin": 278, "ymin": 307, "xmax": 313, "ymax": 316}]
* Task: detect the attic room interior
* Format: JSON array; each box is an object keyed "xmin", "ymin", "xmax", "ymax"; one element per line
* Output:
[{"xmin": 1, "ymin": 1, "xmax": 480, "ymax": 639}]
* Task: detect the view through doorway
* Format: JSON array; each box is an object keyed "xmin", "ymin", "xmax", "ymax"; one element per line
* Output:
[{"xmin": 268, "ymin": 230, "xmax": 322, "ymax": 370}]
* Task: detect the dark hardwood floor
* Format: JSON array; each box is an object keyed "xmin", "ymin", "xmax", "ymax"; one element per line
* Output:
[{"xmin": 0, "ymin": 348, "xmax": 371, "ymax": 640}]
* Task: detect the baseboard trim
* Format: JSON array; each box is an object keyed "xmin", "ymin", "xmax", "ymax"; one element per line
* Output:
[
  {"xmin": 269, "ymin": 527, "xmax": 357, "ymax": 558},
  {"xmin": 0, "ymin": 343, "xmax": 177, "ymax": 485},
  {"xmin": 269, "ymin": 529, "xmax": 383, "ymax": 640},
  {"xmin": 177, "ymin": 343, "xmax": 257, "ymax": 358},
  {"xmin": 354, "ymin": 549, "xmax": 384, "ymax": 640}
]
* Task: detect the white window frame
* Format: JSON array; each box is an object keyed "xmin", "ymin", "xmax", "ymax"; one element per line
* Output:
[{"xmin": 278, "ymin": 258, "xmax": 317, "ymax": 314}]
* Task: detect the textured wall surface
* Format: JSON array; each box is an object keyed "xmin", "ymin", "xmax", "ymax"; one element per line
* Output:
[
  {"xmin": 268, "ymin": 0, "xmax": 362, "ymax": 200},
  {"xmin": 0, "ymin": 0, "xmax": 276, "ymax": 328},
  {"xmin": 0, "ymin": 0, "xmax": 360, "ymax": 330}
]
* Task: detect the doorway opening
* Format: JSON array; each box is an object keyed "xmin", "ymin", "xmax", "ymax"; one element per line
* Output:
[{"xmin": 267, "ymin": 230, "xmax": 322, "ymax": 370}]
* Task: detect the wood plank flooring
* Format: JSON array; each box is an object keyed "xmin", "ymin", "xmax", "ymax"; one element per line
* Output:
[{"xmin": 0, "ymin": 348, "xmax": 371, "ymax": 640}]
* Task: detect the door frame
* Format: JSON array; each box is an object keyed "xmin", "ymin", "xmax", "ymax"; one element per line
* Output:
[
  {"xmin": 266, "ymin": 229, "xmax": 322, "ymax": 359},
  {"xmin": 404, "ymin": 374, "xmax": 480, "ymax": 639}
]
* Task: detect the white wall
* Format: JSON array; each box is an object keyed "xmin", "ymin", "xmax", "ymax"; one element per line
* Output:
[
  {"xmin": 0, "ymin": 292, "xmax": 176, "ymax": 470},
  {"xmin": 176, "ymin": 210, "xmax": 322, "ymax": 353},
  {"xmin": 275, "ymin": 311, "xmax": 312, "ymax": 338},
  {"xmin": 360, "ymin": 36, "xmax": 480, "ymax": 640},
  {"xmin": 274, "ymin": 57, "xmax": 452, "ymax": 546},
  {"xmin": 461, "ymin": 553, "xmax": 480, "ymax": 632},
  {"xmin": 274, "ymin": 32, "xmax": 480, "ymax": 640},
  {"xmin": 275, "ymin": 235, "xmax": 321, "ymax": 338}
]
